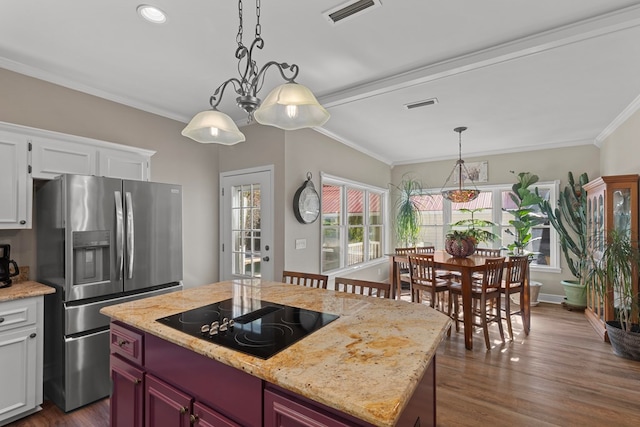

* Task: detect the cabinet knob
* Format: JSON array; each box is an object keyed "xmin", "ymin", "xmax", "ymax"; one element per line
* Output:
[
  {"xmin": 0, "ymin": 317, "xmax": 4, "ymax": 323},
  {"xmin": 20, "ymin": 220, "xmax": 26, "ymax": 225},
  {"xmin": 118, "ymin": 339, "xmax": 129, "ymax": 347},
  {"xmin": 30, "ymin": 333, "xmax": 37, "ymax": 338},
  {"xmin": 133, "ymin": 378, "xmax": 141, "ymax": 384},
  {"xmin": 180, "ymin": 406, "xmax": 187, "ymax": 415},
  {"xmin": 190, "ymin": 414, "xmax": 199, "ymax": 424}
]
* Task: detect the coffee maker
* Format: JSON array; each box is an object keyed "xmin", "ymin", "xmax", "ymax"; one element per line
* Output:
[{"xmin": 0, "ymin": 244, "xmax": 19, "ymax": 288}]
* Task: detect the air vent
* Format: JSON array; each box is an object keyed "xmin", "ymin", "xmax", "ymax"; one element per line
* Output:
[
  {"xmin": 404, "ymin": 98, "xmax": 439, "ymax": 110},
  {"xmin": 323, "ymin": 0, "xmax": 382, "ymax": 25}
]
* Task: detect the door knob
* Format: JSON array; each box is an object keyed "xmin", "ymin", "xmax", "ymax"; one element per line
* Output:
[{"xmin": 262, "ymin": 256, "xmax": 270, "ymax": 262}]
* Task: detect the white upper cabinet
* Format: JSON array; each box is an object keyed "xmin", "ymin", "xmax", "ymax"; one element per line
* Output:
[
  {"xmin": 0, "ymin": 130, "xmax": 31, "ymax": 229},
  {"xmin": 31, "ymin": 136, "xmax": 97, "ymax": 179},
  {"xmin": 0, "ymin": 121, "xmax": 155, "ymax": 229},
  {"xmin": 98, "ymin": 147, "xmax": 150, "ymax": 181}
]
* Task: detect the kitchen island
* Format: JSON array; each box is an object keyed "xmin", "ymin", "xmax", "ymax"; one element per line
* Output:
[{"xmin": 100, "ymin": 279, "xmax": 451, "ymax": 427}]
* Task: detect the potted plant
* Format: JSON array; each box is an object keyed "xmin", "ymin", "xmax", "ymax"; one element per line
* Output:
[
  {"xmin": 391, "ymin": 173, "xmax": 426, "ymax": 247},
  {"xmin": 444, "ymin": 229, "xmax": 477, "ymax": 258},
  {"xmin": 503, "ymin": 172, "xmax": 545, "ymax": 255},
  {"xmin": 587, "ymin": 229, "xmax": 640, "ymax": 360},
  {"xmin": 449, "ymin": 207, "xmax": 500, "ymax": 246},
  {"xmin": 537, "ymin": 172, "xmax": 589, "ymax": 309}
]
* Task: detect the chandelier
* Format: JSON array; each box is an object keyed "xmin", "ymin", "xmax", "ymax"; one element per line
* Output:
[
  {"xmin": 182, "ymin": 0, "xmax": 330, "ymax": 145},
  {"xmin": 440, "ymin": 127, "xmax": 480, "ymax": 203}
]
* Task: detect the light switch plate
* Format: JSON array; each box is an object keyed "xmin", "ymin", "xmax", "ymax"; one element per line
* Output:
[{"xmin": 295, "ymin": 238, "xmax": 307, "ymax": 250}]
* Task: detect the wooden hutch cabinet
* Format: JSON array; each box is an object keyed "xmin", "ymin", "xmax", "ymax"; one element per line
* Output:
[{"xmin": 583, "ymin": 174, "xmax": 639, "ymax": 341}]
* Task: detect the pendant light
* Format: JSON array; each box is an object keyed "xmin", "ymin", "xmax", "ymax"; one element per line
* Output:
[
  {"xmin": 441, "ymin": 127, "xmax": 480, "ymax": 203},
  {"xmin": 182, "ymin": 0, "xmax": 330, "ymax": 145}
]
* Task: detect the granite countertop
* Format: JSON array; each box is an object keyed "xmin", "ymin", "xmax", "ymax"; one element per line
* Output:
[
  {"xmin": 0, "ymin": 280, "xmax": 56, "ymax": 302},
  {"xmin": 100, "ymin": 279, "xmax": 451, "ymax": 427}
]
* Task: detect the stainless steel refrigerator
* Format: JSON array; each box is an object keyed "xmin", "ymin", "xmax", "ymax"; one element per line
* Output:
[{"xmin": 36, "ymin": 174, "xmax": 183, "ymax": 412}]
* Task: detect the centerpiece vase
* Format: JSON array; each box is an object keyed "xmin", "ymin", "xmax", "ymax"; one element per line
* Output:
[{"xmin": 445, "ymin": 237, "xmax": 476, "ymax": 258}]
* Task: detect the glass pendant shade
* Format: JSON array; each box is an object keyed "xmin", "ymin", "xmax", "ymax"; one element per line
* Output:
[
  {"xmin": 442, "ymin": 188, "xmax": 480, "ymax": 203},
  {"xmin": 440, "ymin": 126, "xmax": 480, "ymax": 203},
  {"xmin": 254, "ymin": 83, "xmax": 330, "ymax": 130},
  {"xmin": 181, "ymin": 110, "xmax": 246, "ymax": 145}
]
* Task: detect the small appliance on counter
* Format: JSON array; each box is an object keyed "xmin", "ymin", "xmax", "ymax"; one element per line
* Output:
[{"xmin": 0, "ymin": 244, "xmax": 19, "ymax": 288}]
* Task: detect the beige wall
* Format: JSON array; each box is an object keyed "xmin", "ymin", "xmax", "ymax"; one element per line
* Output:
[
  {"xmin": 216, "ymin": 125, "xmax": 392, "ymax": 284},
  {"xmin": 391, "ymin": 144, "xmax": 601, "ymax": 297},
  {"xmin": 5, "ymin": 66, "xmax": 638, "ymax": 297},
  {"xmin": 217, "ymin": 124, "xmax": 287, "ymax": 280},
  {"xmin": 0, "ymin": 68, "xmax": 219, "ymax": 287},
  {"xmin": 284, "ymin": 129, "xmax": 392, "ymax": 284},
  {"xmin": 600, "ymin": 109, "xmax": 640, "ymax": 175}
]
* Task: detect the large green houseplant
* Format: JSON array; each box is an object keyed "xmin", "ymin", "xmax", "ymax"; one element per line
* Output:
[
  {"xmin": 391, "ymin": 174, "xmax": 425, "ymax": 247},
  {"xmin": 503, "ymin": 172, "xmax": 545, "ymax": 255},
  {"xmin": 449, "ymin": 208, "xmax": 500, "ymax": 245},
  {"xmin": 445, "ymin": 208, "xmax": 500, "ymax": 257},
  {"xmin": 537, "ymin": 172, "xmax": 589, "ymax": 308},
  {"xmin": 587, "ymin": 229, "xmax": 640, "ymax": 360}
]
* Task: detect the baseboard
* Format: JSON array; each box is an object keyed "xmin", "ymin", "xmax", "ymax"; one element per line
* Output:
[{"xmin": 537, "ymin": 293, "xmax": 564, "ymax": 304}]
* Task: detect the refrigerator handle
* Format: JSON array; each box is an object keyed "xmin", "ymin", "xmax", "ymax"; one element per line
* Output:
[
  {"xmin": 125, "ymin": 192, "xmax": 134, "ymax": 279},
  {"xmin": 115, "ymin": 191, "xmax": 124, "ymax": 281}
]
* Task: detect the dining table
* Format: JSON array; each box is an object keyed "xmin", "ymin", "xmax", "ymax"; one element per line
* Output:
[{"xmin": 388, "ymin": 250, "xmax": 530, "ymax": 350}]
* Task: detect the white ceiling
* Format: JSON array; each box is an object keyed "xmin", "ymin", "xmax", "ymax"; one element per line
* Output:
[{"xmin": 2, "ymin": 1, "xmax": 640, "ymax": 165}]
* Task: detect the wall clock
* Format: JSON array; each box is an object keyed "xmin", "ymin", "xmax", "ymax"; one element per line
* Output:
[{"xmin": 293, "ymin": 172, "xmax": 320, "ymax": 224}]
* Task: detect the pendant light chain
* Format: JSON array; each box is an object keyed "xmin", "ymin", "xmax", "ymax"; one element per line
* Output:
[
  {"xmin": 237, "ymin": 0, "xmax": 244, "ymax": 47},
  {"xmin": 457, "ymin": 129, "xmax": 463, "ymax": 191},
  {"xmin": 180, "ymin": 0, "xmax": 330, "ymax": 144},
  {"xmin": 255, "ymin": 0, "xmax": 261, "ymax": 38}
]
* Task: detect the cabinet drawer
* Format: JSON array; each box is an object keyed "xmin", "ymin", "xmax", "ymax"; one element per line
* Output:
[
  {"xmin": 110, "ymin": 322, "xmax": 144, "ymax": 366},
  {"xmin": 0, "ymin": 297, "xmax": 37, "ymax": 333}
]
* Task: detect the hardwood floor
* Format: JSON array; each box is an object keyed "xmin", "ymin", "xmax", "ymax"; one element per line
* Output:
[
  {"xmin": 7, "ymin": 303, "xmax": 640, "ymax": 426},
  {"xmin": 437, "ymin": 303, "xmax": 640, "ymax": 426}
]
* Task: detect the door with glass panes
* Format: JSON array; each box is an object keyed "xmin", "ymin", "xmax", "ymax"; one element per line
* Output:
[{"xmin": 220, "ymin": 167, "xmax": 273, "ymax": 281}]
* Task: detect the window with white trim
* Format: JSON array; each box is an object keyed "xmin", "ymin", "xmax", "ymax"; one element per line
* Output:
[
  {"xmin": 321, "ymin": 174, "xmax": 387, "ymax": 273},
  {"xmin": 416, "ymin": 182, "xmax": 560, "ymax": 271}
]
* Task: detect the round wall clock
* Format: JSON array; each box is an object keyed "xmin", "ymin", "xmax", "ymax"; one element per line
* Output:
[{"xmin": 293, "ymin": 172, "xmax": 320, "ymax": 224}]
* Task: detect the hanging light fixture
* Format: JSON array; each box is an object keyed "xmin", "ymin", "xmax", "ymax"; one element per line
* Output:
[
  {"xmin": 182, "ymin": 0, "xmax": 330, "ymax": 145},
  {"xmin": 441, "ymin": 126, "xmax": 480, "ymax": 203}
]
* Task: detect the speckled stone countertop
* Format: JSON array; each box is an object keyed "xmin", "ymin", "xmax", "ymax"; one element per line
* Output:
[
  {"xmin": 0, "ymin": 280, "xmax": 55, "ymax": 302},
  {"xmin": 100, "ymin": 279, "xmax": 451, "ymax": 427}
]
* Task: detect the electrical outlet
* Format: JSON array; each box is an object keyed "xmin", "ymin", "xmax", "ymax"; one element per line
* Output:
[{"xmin": 295, "ymin": 239, "xmax": 307, "ymax": 250}]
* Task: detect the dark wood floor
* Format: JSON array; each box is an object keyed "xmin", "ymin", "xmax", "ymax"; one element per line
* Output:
[{"xmin": 7, "ymin": 303, "xmax": 640, "ymax": 426}]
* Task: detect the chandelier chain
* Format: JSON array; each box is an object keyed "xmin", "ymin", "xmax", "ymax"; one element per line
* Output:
[
  {"xmin": 255, "ymin": 0, "xmax": 261, "ymax": 38},
  {"xmin": 237, "ymin": 0, "xmax": 244, "ymax": 47}
]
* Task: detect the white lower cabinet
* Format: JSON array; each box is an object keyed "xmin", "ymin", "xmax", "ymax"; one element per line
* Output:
[{"xmin": 0, "ymin": 297, "xmax": 44, "ymax": 426}]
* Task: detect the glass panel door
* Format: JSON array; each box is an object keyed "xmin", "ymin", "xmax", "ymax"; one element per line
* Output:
[{"xmin": 221, "ymin": 167, "xmax": 273, "ymax": 281}]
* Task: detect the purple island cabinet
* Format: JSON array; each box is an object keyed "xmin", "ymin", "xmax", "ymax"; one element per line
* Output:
[{"xmin": 109, "ymin": 321, "xmax": 436, "ymax": 427}]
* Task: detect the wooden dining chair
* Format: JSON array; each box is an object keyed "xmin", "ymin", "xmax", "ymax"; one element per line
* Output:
[
  {"xmin": 395, "ymin": 247, "xmax": 415, "ymax": 292},
  {"xmin": 334, "ymin": 277, "xmax": 392, "ymax": 299},
  {"xmin": 500, "ymin": 255, "xmax": 529, "ymax": 339},
  {"xmin": 408, "ymin": 253, "xmax": 451, "ymax": 313},
  {"xmin": 282, "ymin": 271, "xmax": 329, "ymax": 289},
  {"xmin": 474, "ymin": 248, "xmax": 501, "ymax": 257},
  {"xmin": 414, "ymin": 246, "xmax": 435, "ymax": 254},
  {"xmin": 448, "ymin": 257, "xmax": 506, "ymax": 350}
]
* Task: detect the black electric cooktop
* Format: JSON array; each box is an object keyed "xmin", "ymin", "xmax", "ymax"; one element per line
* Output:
[{"xmin": 156, "ymin": 298, "xmax": 339, "ymax": 359}]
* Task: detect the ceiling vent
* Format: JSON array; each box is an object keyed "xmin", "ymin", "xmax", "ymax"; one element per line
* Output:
[
  {"xmin": 323, "ymin": 0, "xmax": 382, "ymax": 25},
  {"xmin": 404, "ymin": 98, "xmax": 439, "ymax": 110}
]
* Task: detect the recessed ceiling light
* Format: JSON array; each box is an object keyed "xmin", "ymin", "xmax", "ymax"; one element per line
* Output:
[{"xmin": 137, "ymin": 4, "xmax": 167, "ymax": 24}]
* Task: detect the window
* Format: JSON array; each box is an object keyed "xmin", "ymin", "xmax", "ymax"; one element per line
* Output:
[
  {"xmin": 417, "ymin": 182, "xmax": 560, "ymax": 272},
  {"xmin": 321, "ymin": 174, "xmax": 387, "ymax": 273}
]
